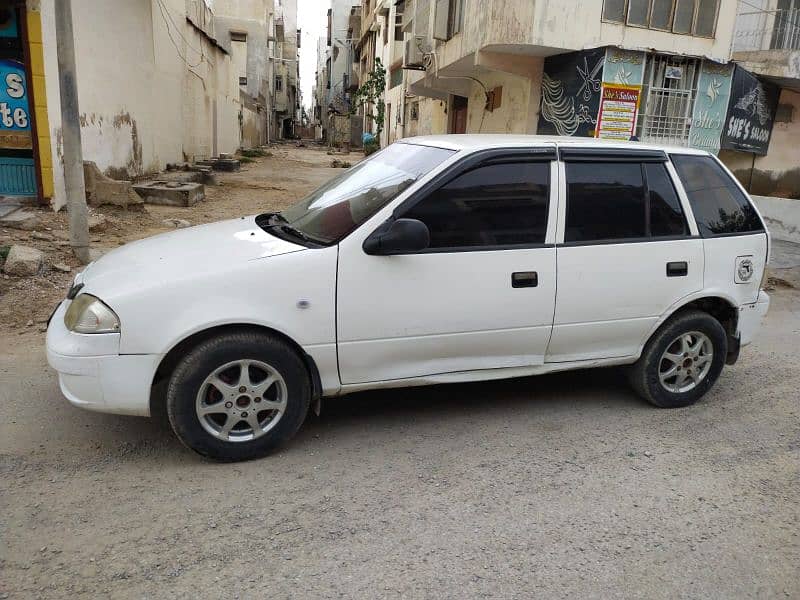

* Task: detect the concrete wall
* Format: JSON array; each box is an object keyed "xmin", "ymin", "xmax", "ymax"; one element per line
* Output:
[
  {"xmin": 39, "ymin": 0, "xmax": 243, "ymax": 210},
  {"xmin": 463, "ymin": 68, "xmax": 541, "ymax": 134},
  {"xmin": 720, "ymin": 88, "xmax": 800, "ymax": 199},
  {"xmin": 752, "ymin": 195, "xmax": 800, "ymax": 243}
]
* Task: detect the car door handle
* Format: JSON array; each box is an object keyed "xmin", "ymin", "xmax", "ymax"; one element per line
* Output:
[
  {"xmin": 666, "ymin": 261, "xmax": 688, "ymax": 277},
  {"xmin": 512, "ymin": 271, "xmax": 538, "ymax": 288}
]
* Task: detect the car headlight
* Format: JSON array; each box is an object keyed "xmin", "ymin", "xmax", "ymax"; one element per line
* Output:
[{"xmin": 63, "ymin": 294, "xmax": 120, "ymax": 334}]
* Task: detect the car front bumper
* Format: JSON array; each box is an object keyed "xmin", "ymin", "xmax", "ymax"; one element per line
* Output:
[
  {"xmin": 738, "ymin": 290, "xmax": 770, "ymax": 347},
  {"xmin": 46, "ymin": 301, "xmax": 159, "ymax": 417}
]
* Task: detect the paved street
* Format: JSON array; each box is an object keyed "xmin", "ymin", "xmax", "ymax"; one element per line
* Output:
[{"xmin": 2, "ymin": 221, "xmax": 799, "ymax": 597}]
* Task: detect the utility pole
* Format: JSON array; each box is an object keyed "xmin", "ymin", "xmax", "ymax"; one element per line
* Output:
[{"xmin": 54, "ymin": 0, "xmax": 89, "ymax": 264}]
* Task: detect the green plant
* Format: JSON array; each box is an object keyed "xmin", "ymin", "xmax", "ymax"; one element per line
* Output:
[
  {"xmin": 350, "ymin": 57, "xmax": 387, "ymax": 138},
  {"xmin": 240, "ymin": 148, "xmax": 265, "ymax": 158},
  {"xmin": 0, "ymin": 245, "xmax": 9, "ymax": 261}
]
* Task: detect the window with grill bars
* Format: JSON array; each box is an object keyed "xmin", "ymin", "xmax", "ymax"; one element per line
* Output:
[
  {"xmin": 602, "ymin": 0, "xmax": 718, "ymax": 37},
  {"xmin": 637, "ymin": 56, "xmax": 700, "ymax": 147},
  {"xmin": 395, "ymin": 1, "xmax": 405, "ymax": 41}
]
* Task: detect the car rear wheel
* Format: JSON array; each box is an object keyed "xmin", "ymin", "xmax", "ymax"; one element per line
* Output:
[
  {"xmin": 628, "ymin": 310, "xmax": 727, "ymax": 408},
  {"xmin": 166, "ymin": 331, "xmax": 311, "ymax": 461}
]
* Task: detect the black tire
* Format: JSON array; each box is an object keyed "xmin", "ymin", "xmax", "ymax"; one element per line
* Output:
[
  {"xmin": 628, "ymin": 310, "xmax": 728, "ymax": 408},
  {"xmin": 166, "ymin": 330, "xmax": 311, "ymax": 461}
]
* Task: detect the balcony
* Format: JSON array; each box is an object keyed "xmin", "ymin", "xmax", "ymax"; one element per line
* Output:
[
  {"xmin": 735, "ymin": 8, "xmax": 800, "ymax": 52},
  {"xmin": 733, "ymin": 7, "xmax": 800, "ymax": 89}
]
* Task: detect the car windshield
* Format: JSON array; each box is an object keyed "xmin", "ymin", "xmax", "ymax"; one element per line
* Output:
[{"xmin": 272, "ymin": 143, "xmax": 455, "ymax": 244}]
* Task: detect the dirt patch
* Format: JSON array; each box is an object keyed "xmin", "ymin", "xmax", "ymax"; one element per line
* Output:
[{"xmin": 0, "ymin": 143, "xmax": 355, "ymax": 332}]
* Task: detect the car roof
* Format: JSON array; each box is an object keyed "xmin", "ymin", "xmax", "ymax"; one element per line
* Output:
[{"xmin": 397, "ymin": 134, "xmax": 711, "ymax": 156}]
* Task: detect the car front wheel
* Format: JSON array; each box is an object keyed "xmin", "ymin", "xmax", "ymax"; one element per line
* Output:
[
  {"xmin": 166, "ymin": 330, "xmax": 311, "ymax": 461},
  {"xmin": 628, "ymin": 310, "xmax": 728, "ymax": 408}
]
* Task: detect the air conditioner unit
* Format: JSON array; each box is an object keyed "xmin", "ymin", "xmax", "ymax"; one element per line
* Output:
[{"xmin": 403, "ymin": 36, "xmax": 426, "ymax": 70}]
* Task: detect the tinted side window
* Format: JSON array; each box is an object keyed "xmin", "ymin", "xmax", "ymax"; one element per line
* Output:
[
  {"xmin": 646, "ymin": 163, "xmax": 688, "ymax": 237},
  {"xmin": 565, "ymin": 162, "xmax": 646, "ymax": 242},
  {"xmin": 671, "ymin": 154, "xmax": 764, "ymax": 237},
  {"xmin": 403, "ymin": 162, "xmax": 550, "ymax": 249}
]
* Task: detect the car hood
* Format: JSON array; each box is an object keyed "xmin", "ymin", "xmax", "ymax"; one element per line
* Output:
[{"xmin": 78, "ymin": 215, "xmax": 305, "ymax": 295}]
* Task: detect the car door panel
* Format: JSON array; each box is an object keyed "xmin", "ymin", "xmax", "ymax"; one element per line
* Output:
[
  {"xmin": 548, "ymin": 239, "xmax": 704, "ymax": 361},
  {"xmin": 337, "ymin": 249, "xmax": 556, "ymax": 383}
]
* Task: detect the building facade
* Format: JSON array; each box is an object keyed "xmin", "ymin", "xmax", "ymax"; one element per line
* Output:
[
  {"xmin": 271, "ymin": 0, "xmax": 300, "ymax": 139},
  {"xmin": 0, "ymin": 0, "xmax": 301, "ymax": 210}
]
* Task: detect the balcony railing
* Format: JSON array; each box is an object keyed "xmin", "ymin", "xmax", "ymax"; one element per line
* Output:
[{"xmin": 734, "ymin": 8, "xmax": 800, "ymax": 52}]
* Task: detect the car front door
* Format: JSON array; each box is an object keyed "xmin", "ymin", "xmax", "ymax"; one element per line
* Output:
[
  {"xmin": 547, "ymin": 148, "xmax": 704, "ymax": 362},
  {"xmin": 336, "ymin": 149, "xmax": 558, "ymax": 384}
]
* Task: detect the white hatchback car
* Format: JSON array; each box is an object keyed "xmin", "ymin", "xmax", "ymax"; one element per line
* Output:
[{"xmin": 47, "ymin": 135, "xmax": 770, "ymax": 461}]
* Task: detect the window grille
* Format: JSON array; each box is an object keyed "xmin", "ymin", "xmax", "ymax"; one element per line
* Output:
[{"xmin": 637, "ymin": 55, "xmax": 700, "ymax": 146}]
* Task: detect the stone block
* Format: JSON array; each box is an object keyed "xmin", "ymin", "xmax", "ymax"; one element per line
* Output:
[
  {"xmin": 2, "ymin": 245, "xmax": 43, "ymax": 276},
  {"xmin": 83, "ymin": 161, "xmax": 143, "ymax": 208},
  {"xmin": 212, "ymin": 159, "xmax": 240, "ymax": 172},
  {"xmin": 133, "ymin": 181, "xmax": 205, "ymax": 207}
]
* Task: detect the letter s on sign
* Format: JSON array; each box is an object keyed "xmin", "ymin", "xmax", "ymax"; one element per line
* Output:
[{"xmin": 5, "ymin": 73, "xmax": 25, "ymax": 99}]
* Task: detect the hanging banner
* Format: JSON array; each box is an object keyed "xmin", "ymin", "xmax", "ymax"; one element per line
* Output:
[
  {"xmin": 596, "ymin": 84, "xmax": 641, "ymax": 140},
  {"xmin": 0, "ymin": 58, "xmax": 32, "ymax": 150},
  {"xmin": 720, "ymin": 65, "xmax": 780, "ymax": 156},
  {"xmin": 688, "ymin": 60, "xmax": 734, "ymax": 153},
  {"xmin": 538, "ymin": 47, "xmax": 605, "ymax": 138}
]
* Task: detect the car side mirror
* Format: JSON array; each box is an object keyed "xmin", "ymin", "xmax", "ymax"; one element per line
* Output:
[{"xmin": 363, "ymin": 218, "xmax": 430, "ymax": 255}]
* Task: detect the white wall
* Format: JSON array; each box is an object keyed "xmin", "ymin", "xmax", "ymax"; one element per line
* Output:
[{"xmin": 40, "ymin": 0, "xmax": 242, "ymax": 210}]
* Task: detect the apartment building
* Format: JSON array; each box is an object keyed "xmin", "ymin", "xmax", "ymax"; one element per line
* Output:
[
  {"xmin": 311, "ymin": 36, "xmax": 328, "ymax": 138},
  {"xmin": 271, "ymin": 0, "xmax": 301, "ymax": 139},
  {"xmin": 214, "ymin": 0, "xmax": 277, "ymax": 148}
]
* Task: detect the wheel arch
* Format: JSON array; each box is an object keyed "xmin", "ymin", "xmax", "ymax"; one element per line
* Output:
[
  {"xmin": 149, "ymin": 323, "xmax": 323, "ymax": 421},
  {"xmin": 642, "ymin": 293, "xmax": 740, "ymax": 363}
]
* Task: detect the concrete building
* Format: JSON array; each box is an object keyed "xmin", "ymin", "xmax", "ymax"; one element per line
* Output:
[
  {"xmin": 318, "ymin": 0, "xmax": 361, "ymax": 146},
  {"xmin": 355, "ymin": 0, "xmax": 446, "ymax": 146},
  {"xmin": 271, "ymin": 0, "xmax": 300, "ymax": 139},
  {"xmin": 725, "ymin": 0, "xmax": 800, "ymax": 197},
  {"xmin": 0, "ymin": 0, "xmax": 302, "ymax": 209},
  {"xmin": 213, "ymin": 0, "xmax": 277, "ymax": 148},
  {"xmin": 311, "ymin": 35, "xmax": 329, "ymax": 139}
]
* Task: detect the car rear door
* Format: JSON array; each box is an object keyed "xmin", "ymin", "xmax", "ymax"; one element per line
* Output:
[
  {"xmin": 547, "ymin": 148, "xmax": 704, "ymax": 362},
  {"xmin": 336, "ymin": 147, "xmax": 559, "ymax": 384}
]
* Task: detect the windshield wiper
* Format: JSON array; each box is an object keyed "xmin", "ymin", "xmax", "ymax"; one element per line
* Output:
[{"xmin": 259, "ymin": 212, "xmax": 330, "ymax": 246}]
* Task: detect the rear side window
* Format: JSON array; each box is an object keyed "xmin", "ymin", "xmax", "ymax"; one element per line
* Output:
[
  {"xmin": 565, "ymin": 161, "xmax": 689, "ymax": 243},
  {"xmin": 670, "ymin": 154, "xmax": 764, "ymax": 237},
  {"xmin": 402, "ymin": 161, "xmax": 550, "ymax": 249}
]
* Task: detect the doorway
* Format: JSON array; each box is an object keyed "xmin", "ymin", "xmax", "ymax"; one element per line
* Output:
[
  {"xmin": 450, "ymin": 95, "xmax": 468, "ymax": 134},
  {"xmin": 0, "ymin": 5, "xmax": 37, "ymax": 197}
]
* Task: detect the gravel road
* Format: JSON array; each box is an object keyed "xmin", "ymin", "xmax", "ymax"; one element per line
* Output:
[
  {"xmin": 1, "ymin": 284, "xmax": 798, "ymax": 599},
  {"xmin": 1, "ymin": 152, "xmax": 798, "ymax": 598}
]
